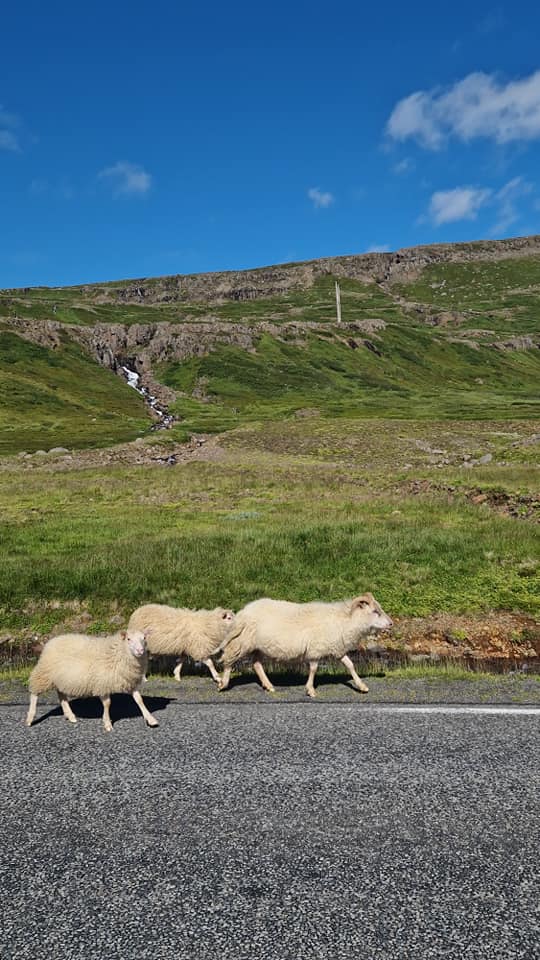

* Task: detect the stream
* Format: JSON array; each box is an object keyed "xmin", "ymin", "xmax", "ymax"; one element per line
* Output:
[{"xmin": 121, "ymin": 365, "xmax": 175, "ymax": 430}]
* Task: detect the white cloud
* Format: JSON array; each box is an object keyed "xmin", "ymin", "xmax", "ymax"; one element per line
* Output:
[
  {"xmin": 387, "ymin": 70, "xmax": 540, "ymax": 148},
  {"xmin": 308, "ymin": 186, "xmax": 334, "ymax": 209},
  {"xmin": 393, "ymin": 157, "xmax": 414, "ymax": 174},
  {"xmin": 428, "ymin": 187, "xmax": 492, "ymax": 225},
  {"xmin": 0, "ymin": 106, "xmax": 21, "ymax": 151},
  {"xmin": 490, "ymin": 176, "xmax": 533, "ymax": 235},
  {"xmin": 0, "ymin": 130, "xmax": 19, "ymax": 151},
  {"xmin": 424, "ymin": 176, "xmax": 535, "ymax": 230},
  {"xmin": 366, "ymin": 244, "xmax": 390, "ymax": 253},
  {"xmin": 99, "ymin": 161, "xmax": 152, "ymax": 195}
]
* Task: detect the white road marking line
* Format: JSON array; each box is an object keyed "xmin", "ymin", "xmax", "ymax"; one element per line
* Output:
[{"xmin": 366, "ymin": 705, "xmax": 540, "ymax": 716}]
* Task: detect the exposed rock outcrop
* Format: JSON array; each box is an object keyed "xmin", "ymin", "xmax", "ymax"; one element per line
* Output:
[
  {"xmin": 492, "ymin": 335, "xmax": 539, "ymax": 351},
  {"xmin": 2, "ymin": 315, "xmax": 384, "ymax": 371},
  {"xmin": 6, "ymin": 234, "xmax": 540, "ymax": 306}
]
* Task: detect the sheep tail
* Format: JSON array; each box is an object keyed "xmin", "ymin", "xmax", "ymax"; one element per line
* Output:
[{"xmin": 28, "ymin": 663, "xmax": 50, "ymax": 695}]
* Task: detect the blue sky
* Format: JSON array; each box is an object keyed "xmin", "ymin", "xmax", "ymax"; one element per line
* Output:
[{"xmin": 2, "ymin": 0, "xmax": 540, "ymax": 286}]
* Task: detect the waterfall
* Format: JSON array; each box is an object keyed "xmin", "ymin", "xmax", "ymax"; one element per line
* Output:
[{"xmin": 121, "ymin": 365, "xmax": 174, "ymax": 430}]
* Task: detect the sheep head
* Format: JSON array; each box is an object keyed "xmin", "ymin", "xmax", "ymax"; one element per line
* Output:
[
  {"xmin": 350, "ymin": 593, "xmax": 393, "ymax": 632},
  {"xmin": 216, "ymin": 608, "xmax": 235, "ymax": 627},
  {"xmin": 123, "ymin": 629, "xmax": 148, "ymax": 658}
]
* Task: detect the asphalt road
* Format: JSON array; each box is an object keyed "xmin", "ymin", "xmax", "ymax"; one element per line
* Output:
[{"xmin": 1, "ymin": 696, "xmax": 539, "ymax": 960}]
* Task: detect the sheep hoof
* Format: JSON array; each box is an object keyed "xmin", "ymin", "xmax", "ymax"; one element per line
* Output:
[
  {"xmin": 67, "ymin": 717, "xmax": 78, "ymax": 724},
  {"xmin": 265, "ymin": 686, "xmax": 276, "ymax": 694},
  {"xmin": 306, "ymin": 688, "xmax": 317, "ymax": 699},
  {"xmin": 25, "ymin": 718, "xmax": 33, "ymax": 727},
  {"xmin": 147, "ymin": 716, "xmax": 159, "ymax": 727},
  {"xmin": 355, "ymin": 683, "xmax": 369, "ymax": 694},
  {"xmin": 103, "ymin": 724, "xmax": 113, "ymax": 733}
]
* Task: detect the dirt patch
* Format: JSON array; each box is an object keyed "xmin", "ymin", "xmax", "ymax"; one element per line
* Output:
[
  {"xmin": 377, "ymin": 612, "xmax": 540, "ymax": 662},
  {"xmin": 0, "ymin": 434, "xmax": 227, "ymax": 472},
  {"xmin": 2, "ymin": 605, "xmax": 538, "ymax": 670},
  {"xmin": 405, "ymin": 478, "xmax": 540, "ymax": 522}
]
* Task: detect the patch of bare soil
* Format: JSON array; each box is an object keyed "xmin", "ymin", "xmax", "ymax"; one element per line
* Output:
[
  {"xmin": 374, "ymin": 612, "xmax": 540, "ymax": 663},
  {"xmin": 405, "ymin": 478, "xmax": 540, "ymax": 522},
  {"xmin": 0, "ymin": 435, "xmax": 227, "ymax": 472}
]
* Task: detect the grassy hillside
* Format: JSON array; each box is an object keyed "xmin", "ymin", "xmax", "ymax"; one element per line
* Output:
[
  {"xmin": 0, "ymin": 242, "xmax": 538, "ymax": 657},
  {"xmin": 0, "ymin": 417, "xmax": 538, "ymax": 621},
  {"xmin": 1, "ymin": 244, "xmax": 539, "ymax": 452},
  {"xmin": 156, "ymin": 325, "xmax": 539, "ymax": 438},
  {"xmin": 0, "ymin": 275, "xmax": 403, "ymax": 326},
  {"xmin": 392, "ymin": 255, "xmax": 540, "ymax": 333},
  {"xmin": 0, "ymin": 330, "xmax": 149, "ymax": 454}
]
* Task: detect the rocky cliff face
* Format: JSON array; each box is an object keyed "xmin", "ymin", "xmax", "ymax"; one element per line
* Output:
[
  {"xmin": 3, "ymin": 315, "xmax": 385, "ymax": 408},
  {"xmin": 4, "ymin": 315, "xmax": 383, "ymax": 366},
  {"xmin": 3, "ymin": 234, "xmax": 539, "ymax": 410},
  {"xmin": 11, "ymin": 234, "xmax": 540, "ymax": 306}
]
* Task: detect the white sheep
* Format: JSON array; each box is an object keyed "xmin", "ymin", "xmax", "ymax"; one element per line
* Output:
[
  {"xmin": 127, "ymin": 603, "xmax": 235, "ymax": 683},
  {"xmin": 218, "ymin": 592, "xmax": 392, "ymax": 697},
  {"xmin": 26, "ymin": 629, "xmax": 158, "ymax": 732}
]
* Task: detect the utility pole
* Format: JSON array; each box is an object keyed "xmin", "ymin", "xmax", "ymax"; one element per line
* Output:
[{"xmin": 335, "ymin": 281, "xmax": 342, "ymax": 323}]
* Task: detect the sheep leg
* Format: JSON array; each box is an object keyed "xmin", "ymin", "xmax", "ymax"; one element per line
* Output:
[
  {"xmin": 306, "ymin": 660, "xmax": 319, "ymax": 698},
  {"xmin": 173, "ymin": 658, "xmax": 184, "ymax": 682},
  {"xmin": 253, "ymin": 659, "xmax": 276, "ymax": 693},
  {"xmin": 58, "ymin": 691, "xmax": 78, "ymax": 723},
  {"xmin": 26, "ymin": 694, "xmax": 38, "ymax": 727},
  {"xmin": 218, "ymin": 667, "xmax": 232, "ymax": 691},
  {"xmin": 132, "ymin": 689, "xmax": 159, "ymax": 727},
  {"xmin": 341, "ymin": 654, "xmax": 369, "ymax": 693},
  {"xmin": 101, "ymin": 695, "xmax": 113, "ymax": 732},
  {"xmin": 203, "ymin": 657, "xmax": 221, "ymax": 683}
]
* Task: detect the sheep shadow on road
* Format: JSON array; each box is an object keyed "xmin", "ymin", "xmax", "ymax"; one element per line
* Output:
[
  {"xmin": 29, "ymin": 694, "xmax": 173, "ymax": 727},
  {"xmin": 224, "ymin": 669, "xmax": 384, "ymax": 692}
]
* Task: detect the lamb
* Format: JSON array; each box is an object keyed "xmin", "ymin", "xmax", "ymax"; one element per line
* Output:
[
  {"xmin": 127, "ymin": 603, "xmax": 235, "ymax": 683},
  {"xmin": 218, "ymin": 592, "xmax": 392, "ymax": 697},
  {"xmin": 26, "ymin": 629, "xmax": 158, "ymax": 732}
]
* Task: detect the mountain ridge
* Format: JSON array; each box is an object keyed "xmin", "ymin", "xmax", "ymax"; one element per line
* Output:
[
  {"xmin": 1, "ymin": 233, "xmax": 539, "ymax": 453},
  {"xmin": 3, "ymin": 233, "xmax": 540, "ymax": 305}
]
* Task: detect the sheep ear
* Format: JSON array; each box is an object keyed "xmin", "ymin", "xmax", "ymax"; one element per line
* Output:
[
  {"xmin": 352, "ymin": 594, "xmax": 372, "ymax": 611},
  {"xmin": 120, "ymin": 630, "xmax": 127, "ymax": 640}
]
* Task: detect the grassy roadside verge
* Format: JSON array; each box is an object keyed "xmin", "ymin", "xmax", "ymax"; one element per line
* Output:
[
  {"xmin": 2, "ymin": 660, "xmax": 538, "ymax": 687},
  {"xmin": 0, "ymin": 416, "xmax": 537, "ymax": 665}
]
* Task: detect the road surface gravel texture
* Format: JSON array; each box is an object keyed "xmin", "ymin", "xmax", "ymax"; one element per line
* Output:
[{"xmin": 1, "ymin": 695, "xmax": 539, "ymax": 960}]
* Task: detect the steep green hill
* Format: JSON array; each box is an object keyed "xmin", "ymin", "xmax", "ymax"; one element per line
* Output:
[
  {"xmin": 0, "ymin": 236, "xmax": 539, "ymax": 453},
  {"xmin": 157, "ymin": 325, "xmax": 539, "ymax": 438},
  {"xmin": 0, "ymin": 330, "xmax": 149, "ymax": 454}
]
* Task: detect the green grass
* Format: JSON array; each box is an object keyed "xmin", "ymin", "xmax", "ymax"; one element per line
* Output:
[
  {"xmin": 372, "ymin": 662, "xmax": 495, "ymax": 681},
  {"xmin": 155, "ymin": 324, "xmax": 540, "ymax": 438},
  {"xmin": 0, "ymin": 252, "xmax": 538, "ymax": 654},
  {"xmin": 0, "ymin": 422, "xmax": 538, "ymax": 633},
  {"xmin": 0, "ymin": 330, "xmax": 150, "ymax": 454},
  {"xmin": 0, "ymin": 666, "xmax": 32, "ymax": 684},
  {"xmin": 0, "ymin": 274, "xmax": 402, "ymax": 326},
  {"xmin": 1, "ymin": 256, "xmax": 539, "ymax": 451},
  {"xmin": 392, "ymin": 255, "xmax": 540, "ymax": 333},
  {"xmin": 0, "ymin": 662, "xmax": 533, "ymax": 685}
]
